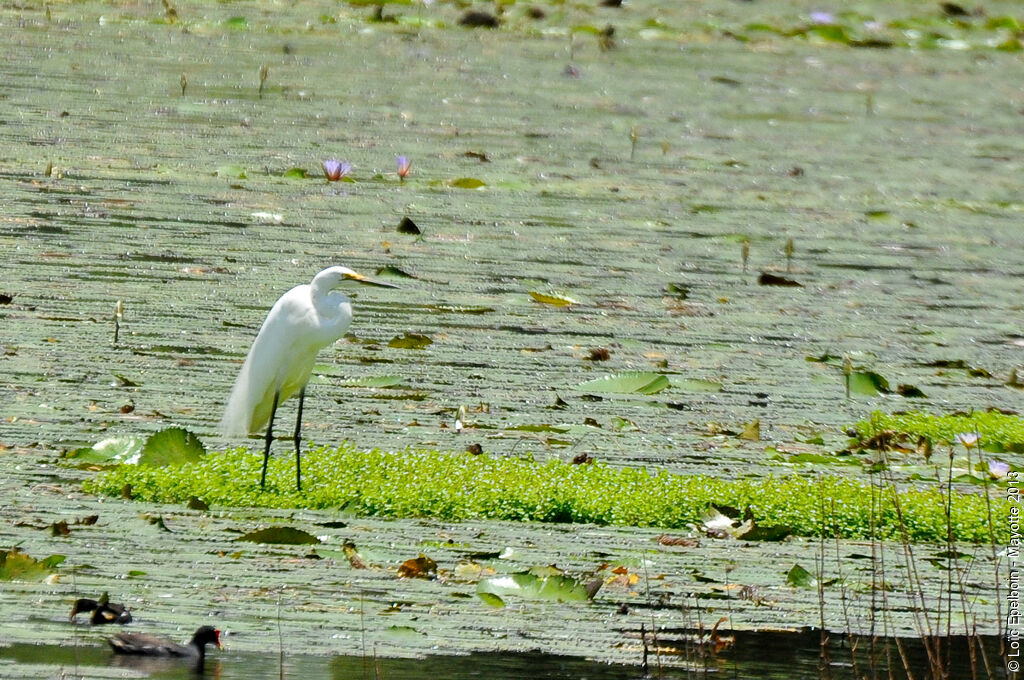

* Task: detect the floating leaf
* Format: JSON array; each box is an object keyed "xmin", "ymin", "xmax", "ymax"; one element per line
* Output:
[
  {"xmin": 897, "ymin": 384, "xmax": 927, "ymax": 398},
  {"xmin": 529, "ymin": 291, "xmax": 579, "ymax": 307},
  {"xmin": 66, "ymin": 436, "xmax": 145, "ymax": 466},
  {"xmin": 398, "ymin": 554, "xmax": 437, "ymax": 578},
  {"xmin": 0, "ymin": 549, "xmax": 65, "ymax": 581},
  {"xmin": 848, "ymin": 371, "xmax": 891, "ymax": 396},
  {"xmin": 388, "ymin": 333, "xmax": 433, "ymax": 350},
  {"xmin": 375, "ymin": 266, "xmax": 416, "ymax": 279},
  {"xmin": 111, "ymin": 373, "xmax": 140, "ymax": 387},
  {"xmin": 450, "ymin": 177, "xmax": 486, "ymax": 189},
  {"xmin": 508, "ymin": 423, "xmax": 571, "ymax": 433},
  {"xmin": 675, "ymin": 378, "xmax": 723, "ymax": 393},
  {"xmin": 283, "ymin": 167, "xmax": 308, "ymax": 179},
  {"xmin": 574, "ymin": 371, "xmax": 670, "ymax": 395},
  {"xmin": 758, "ymin": 272, "xmax": 802, "ymax": 287},
  {"xmin": 397, "ymin": 216, "xmax": 421, "ymax": 234},
  {"xmin": 739, "ymin": 419, "xmax": 761, "ymax": 441},
  {"xmin": 476, "ymin": 571, "xmax": 596, "ymax": 606},
  {"xmin": 215, "ymin": 164, "xmax": 247, "ymax": 179},
  {"xmin": 786, "ymin": 564, "xmax": 817, "ymax": 589},
  {"xmin": 610, "ymin": 417, "xmax": 638, "ymax": 432},
  {"xmin": 340, "ymin": 375, "xmax": 404, "ymax": 388},
  {"xmin": 139, "ymin": 427, "xmax": 206, "ymax": 467},
  {"xmin": 237, "ymin": 527, "xmax": 321, "ymax": 545},
  {"xmin": 664, "ymin": 282, "xmax": 689, "ymax": 298},
  {"xmin": 223, "ymin": 16, "xmax": 248, "ymax": 28},
  {"xmin": 383, "ymin": 625, "xmax": 424, "ymax": 639},
  {"xmin": 426, "ymin": 304, "xmax": 495, "ymax": 315}
]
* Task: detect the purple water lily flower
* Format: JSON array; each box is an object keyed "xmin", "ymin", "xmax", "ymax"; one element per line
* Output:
[
  {"xmin": 323, "ymin": 159, "xmax": 351, "ymax": 182},
  {"xmin": 810, "ymin": 11, "xmax": 836, "ymax": 24},
  {"xmin": 396, "ymin": 155, "xmax": 411, "ymax": 181},
  {"xmin": 989, "ymin": 460, "xmax": 1010, "ymax": 480}
]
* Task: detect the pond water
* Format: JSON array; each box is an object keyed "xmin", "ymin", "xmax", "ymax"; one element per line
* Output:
[
  {"xmin": 0, "ymin": 631, "xmax": 1002, "ymax": 679},
  {"xmin": 0, "ymin": 0, "xmax": 1019, "ymax": 675}
]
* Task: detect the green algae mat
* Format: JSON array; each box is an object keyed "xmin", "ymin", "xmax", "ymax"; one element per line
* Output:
[{"xmin": 1, "ymin": 0, "xmax": 1022, "ymax": 672}]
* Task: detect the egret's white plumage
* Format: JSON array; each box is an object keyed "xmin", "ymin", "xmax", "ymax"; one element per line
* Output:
[{"xmin": 220, "ymin": 266, "xmax": 396, "ymax": 490}]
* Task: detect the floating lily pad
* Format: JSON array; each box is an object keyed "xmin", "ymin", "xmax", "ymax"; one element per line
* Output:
[
  {"xmin": 375, "ymin": 266, "xmax": 416, "ymax": 279},
  {"xmin": 529, "ymin": 291, "xmax": 579, "ymax": 307},
  {"xmin": 66, "ymin": 435, "xmax": 145, "ymax": 466},
  {"xmin": 237, "ymin": 527, "xmax": 321, "ymax": 545},
  {"xmin": 283, "ymin": 167, "xmax": 308, "ymax": 179},
  {"xmin": 786, "ymin": 564, "xmax": 817, "ymax": 589},
  {"xmin": 508, "ymin": 423, "xmax": 571, "ymax": 433},
  {"xmin": 675, "ymin": 378, "xmax": 723, "ymax": 393},
  {"xmin": 215, "ymin": 164, "xmax": 247, "ymax": 179},
  {"xmin": 397, "ymin": 216, "xmax": 421, "ymax": 234},
  {"xmin": 758, "ymin": 272, "xmax": 802, "ymax": 287},
  {"xmin": 610, "ymin": 417, "xmax": 639, "ymax": 432},
  {"xmin": 0, "ymin": 549, "xmax": 65, "ymax": 582},
  {"xmin": 426, "ymin": 304, "xmax": 495, "ymax": 315},
  {"xmin": 138, "ymin": 427, "xmax": 206, "ymax": 467},
  {"xmin": 388, "ymin": 333, "xmax": 433, "ymax": 350},
  {"xmin": 476, "ymin": 570, "xmax": 597, "ymax": 607},
  {"xmin": 450, "ymin": 177, "xmax": 486, "ymax": 189},
  {"xmin": 574, "ymin": 371, "xmax": 671, "ymax": 395},
  {"xmin": 848, "ymin": 370, "xmax": 891, "ymax": 396},
  {"xmin": 340, "ymin": 375, "xmax": 404, "ymax": 388}
]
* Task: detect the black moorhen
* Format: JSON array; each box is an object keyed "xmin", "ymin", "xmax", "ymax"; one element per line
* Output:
[
  {"xmin": 108, "ymin": 625, "xmax": 222, "ymax": 663},
  {"xmin": 69, "ymin": 595, "xmax": 132, "ymax": 624}
]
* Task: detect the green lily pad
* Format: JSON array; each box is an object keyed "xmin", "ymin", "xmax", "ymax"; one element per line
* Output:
[
  {"xmin": 476, "ymin": 570, "xmax": 597, "ymax": 606},
  {"xmin": 848, "ymin": 370, "xmax": 891, "ymax": 396},
  {"xmin": 138, "ymin": 427, "xmax": 206, "ymax": 467},
  {"xmin": 574, "ymin": 371, "xmax": 671, "ymax": 395},
  {"xmin": 426, "ymin": 304, "xmax": 495, "ymax": 315},
  {"xmin": 340, "ymin": 375, "xmax": 404, "ymax": 388},
  {"xmin": 237, "ymin": 527, "xmax": 321, "ymax": 545},
  {"xmin": 675, "ymin": 378, "xmax": 723, "ymax": 393},
  {"xmin": 786, "ymin": 563, "xmax": 817, "ymax": 589},
  {"xmin": 0, "ymin": 549, "xmax": 65, "ymax": 582},
  {"xmin": 450, "ymin": 177, "xmax": 486, "ymax": 189},
  {"xmin": 283, "ymin": 167, "xmax": 308, "ymax": 179},
  {"xmin": 66, "ymin": 435, "xmax": 145, "ymax": 466},
  {"xmin": 529, "ymin": 291, "xmax": 579, "ymax": 307},
  {"xmin": 215, "ymin": 164, "xmax": 247, "ymax": 179},
  {"xmin": 388, "ymin": 333, "xmax": 433, "ymax": 350}
]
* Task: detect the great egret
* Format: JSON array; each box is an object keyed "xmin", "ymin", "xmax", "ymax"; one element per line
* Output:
[
  {"xmin": 108, "ymin": 626, "xmax": 222, "ymax": 662},
  {"xmin": 220, "ymin": 266, "xmax": 397, "ymax": 491}
]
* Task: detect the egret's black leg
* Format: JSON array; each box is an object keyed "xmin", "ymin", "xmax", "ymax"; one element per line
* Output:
[
  {"xmin": 261, "ymin": 390, "xmax": 281, "ymax": 490},
  {"xmin": 293, "ymin": 386, "xmax": 306, "ymax": 492}
]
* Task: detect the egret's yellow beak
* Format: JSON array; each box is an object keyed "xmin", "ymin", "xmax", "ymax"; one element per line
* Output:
[{"xmin": 346, "ymin": 271, "xmax": 399, "ymax": 288}]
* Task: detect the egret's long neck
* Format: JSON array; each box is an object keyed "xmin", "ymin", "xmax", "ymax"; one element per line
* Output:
[{"xmin": 310, "ymin": 282, "xmax": 350, "ymax": 317}]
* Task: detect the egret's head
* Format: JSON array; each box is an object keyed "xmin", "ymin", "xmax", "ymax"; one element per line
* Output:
[{"xmin": 314, "ymin": 266, "xmax": 398, "ymax": 291}]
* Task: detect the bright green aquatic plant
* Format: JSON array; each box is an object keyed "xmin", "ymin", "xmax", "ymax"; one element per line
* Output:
[
  {"xmin": 853, "ymin": 410, "xmax": 1024, "ymax": 452},
  {"xmin": 83, "ymin": 443, "xmax": 1008, "ymax": 543}
]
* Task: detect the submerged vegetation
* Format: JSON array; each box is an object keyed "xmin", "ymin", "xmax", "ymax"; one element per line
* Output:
[{"xmin": 84, "ymin": 442, "xmax": 1008, "ymax": 543}]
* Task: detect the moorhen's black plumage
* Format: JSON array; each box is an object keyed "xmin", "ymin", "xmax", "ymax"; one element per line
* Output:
[
  {"xmin": 69, "ymin": 595, "xmax": 132, "ymax": 624},
  {"xmin": 108, "ymin": 625, "xmax": 222, "ymax": 662}
]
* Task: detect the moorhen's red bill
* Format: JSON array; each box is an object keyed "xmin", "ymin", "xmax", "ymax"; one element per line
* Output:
[
  {"xmin": 69, "ymin": 597, "xmax": 132, "ymax": 624},
  {"xmin": 108, "ymin": 626, "xmax": 222, "ymax": 661}
]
